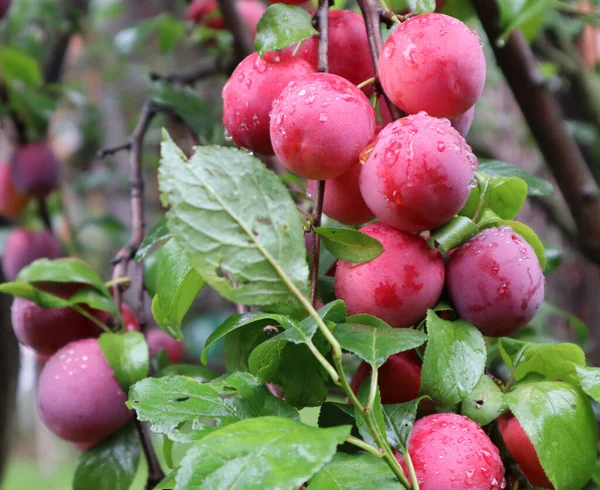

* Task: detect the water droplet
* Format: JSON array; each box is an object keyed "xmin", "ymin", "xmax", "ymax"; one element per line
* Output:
[
  {"xmin": 437, "ymin": 141, "xmax": 446, "ymax": 152},
  {"xmin": 224, "ymin": 128, "xmax": 233, "ymax": 142},
  {"xmin": 319, "ymin": 112, "xmax": 328, "ymax": 122}
]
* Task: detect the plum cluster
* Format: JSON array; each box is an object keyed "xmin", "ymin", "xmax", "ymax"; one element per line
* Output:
[{"xmin": 221, "ymin": 10, "xmax": 548, "ymax": 487}]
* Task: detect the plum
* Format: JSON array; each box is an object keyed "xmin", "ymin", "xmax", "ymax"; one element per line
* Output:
[
  {"xmin": 270, "ymin": 73, "xmax": 375, "ymax": 179},
  {"xmin": 10, "ymin": 143, "xmax": 61, "ymax": 198},
  {"xmin": 395, "ymin": 413, "xmax": 505, "ymax": 489},
  {"xmin": 38, "ymin": 338, "xmax": 132, "ymax": 444},
  {"xmin": 360, "ymin": 113, "xmax": 477, "ymax": 233},
  {"xmin": 0, "ymin": 164, "xmax": 29, "ymax": 219},
  {"xmin": 186, "ymin": 0, "xmax": 265, "ymax": 38},
  {"xmin": 335, "ymin": 222, "xmax": 444, "ymax": 328},
  {"xmin": 222, "ymin": 51, "xmax": 314, "ymax": 155},
  {"xmin": 446, "ymin": 227, "xmax": 545, "ymax": 337},
  {"xmin": 146, "ymin": 328, "xmax": 184, "ymax": 363},
  {"xmin": 379, "ymin": 13, "xmax": 486, "ymax": 118},
  {"xmin": 1, "ymin": 228, "xmax": 62, "ymax": 281}
]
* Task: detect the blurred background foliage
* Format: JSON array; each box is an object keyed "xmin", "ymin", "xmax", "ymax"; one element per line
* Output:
[{"xmin": 1, "ymin": 0, "xmax": 600, "ymax": 487}]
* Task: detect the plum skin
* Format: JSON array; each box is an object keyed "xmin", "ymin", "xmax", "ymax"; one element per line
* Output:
[
  {"xmin": 283, "ymin": 10, "xmax": 375, "ymax": 96},
  {"xmin": 498, "ymin": 414, "xmax": 553, "ymax": 489},
  {"xmin": 307, "ymin": 163, "xmax": 374, "ymax": 226},
  {"xmin": 446, "ymin": 226, "xmax": 545, "ymax": 337},
  {"xmin": 185, "ymin": 0, "xmax": 265, "ymax": 37},
  {"xmin": 37, "ymin": 338, "xmax": 132, "ymax": 444},
  {"xmin": 270, "ymin": 73, "xmax": 376, "ymax": 180},
  {"xmin": 360, "ymin": 113, "xmax": 477, "ymax": 233},
  {"xmin": 222, "ymin": 52, "xmax": 314, "ymax": 156},
  {"xmin": 379, "ymin": 13, "xmax": 486, "ymax": 118},
  {"xmin": 10, "ymin": 143, "xmax": 61, "ymax": 198},
  {"xmin": 146, "ymin": 329, "xmax": 184, "ymax": 363},
  {"xmin": 1, "ymin": 228, "xmax": 62, "ymax": 281},
  {"xmin": 11, "ymin": 282, "xmax": 106, "ymax": 356},
  {"xmin": 350, "ymin": 351, "xmax": 422, "ymax": 404},
  {"xmin": 395, "ymin": 413, "xmax": 505, "ymax": 489},
  {"xmin": 0, "ymin": 164, "xmax": 29, "ymax": 219},
  {"xmin": 335, "ymin": 222, "xmax": 444, "ymax": 328}
]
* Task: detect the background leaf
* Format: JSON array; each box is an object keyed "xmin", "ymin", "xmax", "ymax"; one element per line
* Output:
[
  {"xmin": 175, "ymin": 417, "xmax": 350, "ymax": 490},
  {"xmin": 477, "ymin": 159, "xmax": 554, "ymax": 196},
  {"xmin": 159, "ymin": 134, "xmax": 309, "ymax": 308},
  {"xmin": 135, "ymin": 217, "xmax": 170, "ymax": 261},
  {"xmin": 314, "ymin": 227, "xmax": 384, "ymax": 264}
]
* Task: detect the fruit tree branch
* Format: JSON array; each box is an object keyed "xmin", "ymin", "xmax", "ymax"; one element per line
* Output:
[
  {"xmin": 149, "ymin": 56, "xmax": 233, "ymax": 85},
  {"xmin": 217, "ymin": 0, "xmax": 254, "ymax": 60},
  {"xmin": 309, "ymin": 0, "xmax": 330, "ymax": 306},
  {"xmin": 357, "ymin": 0, "xmax": 404, "ymax": 120},
  {"xmin": 473, "ymin": 0, "xmax": 600, "ymax": 264}
]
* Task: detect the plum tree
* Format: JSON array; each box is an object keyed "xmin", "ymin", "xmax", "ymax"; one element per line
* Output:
[
  {"xmin": 0, "ymin": 0, "xmax": 10, "ymax": 19},
  {"xmin": 10, "ymin": 142, "xmax": 61, "ymax": 198},
  {"xmin": 379, "ymin": 14, "xmax": 486, "ymax": 118},
  {"xmin": 37, "ymin": 338, "xmax": 132, "ymax": 444},
  {"xmin": 146, "ymin": 328, "xmax": 184, "ymax": 363},
  {"xmin": 350, "ymin": 351, "xmax": 422, "ymax": 404},
  {"xmin": 0, "ymin": 164, "xmax": 29, "ymax": 219},
  {"xmin": 222, "ymin": 52, "xmax": 314, "ymax": 155},
  {"xmin": 447, "ymin": 226, "xmax": 545, "ymax": 337},
  {"xmin": 282, "ymin": 11, "xmax": 375, "ymax": 96},
  {"xmin": 186, "ymin": 0, "xmax": 266, "ymax": 37},
  {"xmin": 395, "ymin": 413, "xmax": 505, "ymax": 489},
  {"xmin": 11, "ymin": 282, "xmax": 105, "ymax": 356},
  {"xmin": 498, "ymin": 414, "xmax": 553, "ymax": 489},
  {"xmin": 270, "ymin": 73, "xmax": 376, "ymax": 179},
  {"xmin": 360, "ymin": 113, "xmax": 477, "ymax": 232},
  {"xmin": 1, "ymin": 228, "xmax": 62, "ymax": 281},
  {"xmin": 335, "ymin": 222, "xmax": 444, "ymax": 328},
  {"xmin": 307, "ymin": 163, "xmax": 374, "ymax": 225}
]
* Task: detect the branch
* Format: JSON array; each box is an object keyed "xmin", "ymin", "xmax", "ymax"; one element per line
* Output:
[
  {"xmin": 149, "ymin": 57, "xmax": 232, "ymax": 85},
  {"xmin": 217, "ymin": 0, "xmax": 254, "ymax": 60},
  {"xmin": 473, "ymin": 0, "xmax": 600, "ymax": 264},
  {"xmin": 357, "ymin": 0, "xmax": 404, "ymax": 120},
  {"xmin": 309, "ymin": 0, "xmax": 330, "ymax": 307}
]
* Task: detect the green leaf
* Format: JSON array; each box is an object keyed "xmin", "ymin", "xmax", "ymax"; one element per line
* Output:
[
  {"xmin": 157, "ymin": 15, "xmax": 186, "ymax": 52},
  {"xmin": 0, "ymin": 47, "xmax": 42, "ymax": 87},
  {"xmin": 334, "ymin": 323, "xmax": 427, "ymax": 369},
  {"xmin": 281, "ymin": 299, "xmax": 347, "ymax": 345},
  {"xmin": 536, "ymin": 302, "xmax": 588, "ymax": 345},
  {"xmin": 135, "ymin": 217, "xmax": 170, "ymax": 261},
  {"xmin": 498, "ymin": 0, "xmax": 552, "ymax": 43},
  {"xmin": 201, "ymin": 312, "xmax": 297, "ymax": 365},
  {"xmin": 73, "ymin": 423, "xmax": 140, "ymax": 490},
  {"xmin": 543, "ymin": 247, "xmax": 562, "ymax": 274},
  {"xmin": 421, "ymin": 310, "xmax": 486, "ymax": 406},
  {"xmin": 415, "ymin": 0, "xmax": 436, "ymax": 13},
  {"xmin": 460, "ymin": 375, "xmax": 506, "ymax": 426},
  {"xmin": 346, "ymin": 314, "xmax": 393, "ymax": 329},
  {"xmin": 157, "ymin": 364, "xmax": 219, "ymax": 382},
  {"xmin": 499, "ymin": 338, "xmax": 585, "ymax": 382},
  {"xmin": 307, "ymin": 452, "xmax": 399, "ymax": 490},
  {"xmin": 477, "ymin": 159, "xmax": 554, "ymax": 196},
  {"xmin": 175, "ymin": 417, "xmax": 351, "ymax": 490},
  {"xmin": 506, "ymin": 382, "xmax": 597, "ymax": 490},
  {"xmin": 151, "ymin": 82, "xmax": 213, "ymax": 140},
  {"xmin": 154, "ymin": 469, "xmax": 178, "ymax": 490},
  {"xmin": 314, "ymin": 227, "xmax": 384, "ymax": 264},
  {"xmin": 17, "ymin": 258, "xmax": 111, "ymax": 297},
  {"xmin": 255, "ymin": 4, "xmax": 318, "ymax": 56},
  {"xmin": 159, "ymin": 134, "xmax": 309, "ymax": 307},
  {"xmin": 474, "ymin": 172, "xmax": 528, "ymax": 220},
  {"xmin": 224, "ymin": 323, "xmax": 271, "ymax": 372},
  {"xmin": 114, "ymin": 14, "xmax": 184, "ymax": 55},
  {"xmin": 151, "ymin": 239, "xmax": 205, "ymax": 340},
  {"xmin": 575, "ymin": 366, "xmax": 600, "ymax": 402},
  {"xmin": 128, "ymin": 376, "xmax": 229, "ymax": 442},
  {"xmin": 99, "ymin": 332, "xmax": 149, "ymax": 391},
  {"xmin": 428, "ymin": 216, "xmax": 478, "ymax": 253},
  {"xmin": 382, "ymin": 398, "xmax": 427, "ymax": 450}
]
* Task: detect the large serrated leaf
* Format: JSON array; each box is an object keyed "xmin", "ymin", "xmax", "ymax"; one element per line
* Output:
[
  {"xmin": 159, "ymin": 133, "xmax": 309, "ymax": 308},
  {"xmin": 255, "ymin": 4, "xmax": 318, "ymax": 56},
  {"xmin": 307, "ymin": 452, "xmax": 399, "ymax": 490},
  {"xmin": 73, "ymin": 423, "xmax": 140, "ymax": 490},
  {"xmin": 151, "ymin": 239, "xmax": 205, "ymax": 340},
  {"xmin": 506, "ymin": 382, "xmax": 597, "ymax": 490},
  {"xmin": 421, "ymin": 310, "xmax": 486, "ymax": 406},
  {"xmin": 175, "ymin": 417, "xmax": 350, "ymax": 490}
]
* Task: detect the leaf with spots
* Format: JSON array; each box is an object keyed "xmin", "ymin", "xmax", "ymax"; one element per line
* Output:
[{"xmin": 159, "ymin": 132, "xmax": 309, "ymax": 308}]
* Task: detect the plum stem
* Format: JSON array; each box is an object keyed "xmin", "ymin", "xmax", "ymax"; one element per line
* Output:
[
  {"xmin": 346, "ymin": 436, "xmax": 385, "ymax": 457},
  {"xmin": 366, "ymin": 367, "xmax": 379, "ymax": 412},
  {"xmin": 403, "ymin": 449, "xmax": 420, "ymax": 490}
]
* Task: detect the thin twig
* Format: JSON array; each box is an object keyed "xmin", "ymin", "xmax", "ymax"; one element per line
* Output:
[
  {"xmin": 134, "ymin": 418, "xmax": 165, "ymax": 490},
  {"xmin": 150, "ymin": 57, "xmax": 231, "ymax": 85},
  {"xmin": 473, "ymin": 0, "xmax": 600, "ymax": 264},
  {"xmin": 217, "ymin": 0, "xmax": 254, "ymax": 60},
  {"xmin": 357, "ymin": 0, "xmax": 404, "ymax": 121}
]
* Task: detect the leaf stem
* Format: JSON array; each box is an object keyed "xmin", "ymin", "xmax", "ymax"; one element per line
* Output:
[
  {"xmin": 104, "ymin": 276, "xmax": 132, "ymax": 288},
  {"xmin": 345, "ymin": 436, "xmax": 384, "ymax": 457},
  {"xmin": 366, "ymin": 367, "xmax": 378, "ymax": 412},
  {"xmin": 357, "ymin": 77, "xmax": 377, "ymax": 89},
  {"xmin": 71, "ymin": 305, "xmax": 112, "ymax": 333},
  {"xmin": 404, "ymin": 448, "xmax": 420, "ymax": 490}
]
